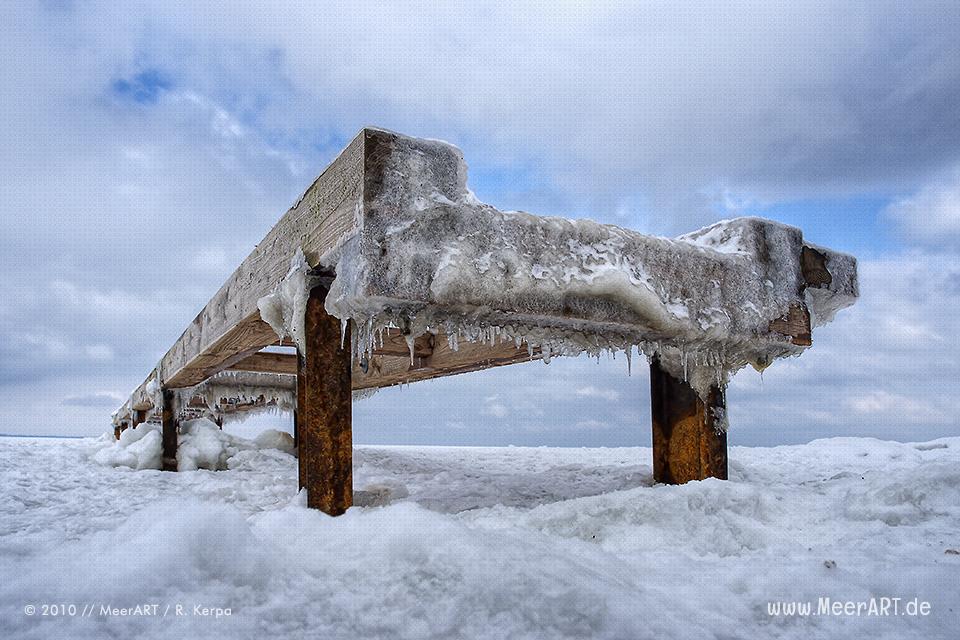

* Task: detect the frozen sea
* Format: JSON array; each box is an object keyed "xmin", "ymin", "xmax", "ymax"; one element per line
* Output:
[{"xmin": 1, "ymin": 430, "xmax": 957, "ymax": 639}]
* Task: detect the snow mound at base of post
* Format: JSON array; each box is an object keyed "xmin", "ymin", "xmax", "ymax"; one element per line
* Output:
[
  {"xmin": 91, "ymin": 424, "xmax": 162, "ymax": 470},
  {"xmin": 91, "ymin": 420, "xmax": 295, "ymax": 471},
  {"xmin": 252, "ymin": 429, "xmax": 296, "ymax": 456},
  {"xmin": 178, "ymin": 419, "xmax": 297, "ymax": 471}
]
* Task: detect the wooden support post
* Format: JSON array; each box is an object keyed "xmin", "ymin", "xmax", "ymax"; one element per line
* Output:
[
  {"xmin": 650, "ymin": 357, "xmax": 727, "ymax": 484},
  {"xmin": 292, "ymin": 409, "xmax": 299, "ymax": 449},
  {"xmin": 114, "ymin": 425, "xmax": 121, "ymax": 440},
  {"xmin": 132, "ymin": 409, "xmax": 146, "ymax": 428},
  {"xmin": 161, "ymin": 389, "xmax": 179, "ymax": 472},
  {"xmin": 297, "ymin": 280, "xmax": 352, "ymax": 515}
]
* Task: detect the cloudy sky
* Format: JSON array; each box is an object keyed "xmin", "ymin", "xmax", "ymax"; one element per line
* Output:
[{"xmin": 2, "ymin": 1, "xmax": 958, "ymax": 446}]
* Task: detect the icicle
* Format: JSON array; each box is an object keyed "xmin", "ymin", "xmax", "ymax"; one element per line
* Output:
[
  {"xmin": 625, "ymin": 347, "xmax": 632, "ymax": 376},
  {"xmin": 340, "ymin": 318, "xmax": 348, "ymax": 349},
  {"xmin": 365, "ymin": 317, "xmax": 375, "ymax": 360},
  {"xmin": 405, "ymin": 333, "xmax": 416, "ymax": 366}
]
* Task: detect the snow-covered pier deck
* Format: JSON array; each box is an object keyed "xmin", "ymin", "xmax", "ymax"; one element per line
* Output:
[{"xmin": 114, "ymin": 128, "xmax": 858, "ymax": 515}]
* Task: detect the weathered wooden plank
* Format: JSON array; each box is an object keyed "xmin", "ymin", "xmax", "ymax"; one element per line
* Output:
[
  {"xmin": 165, "ymin": 317, "xmax": 288, "ymax": 388},
  {"xmin": 227, "ymin": 329, "xmax": 435, "ymax": 377},
  {"xmin": 228, "ymin": 351, "xmax": 299, "ymax": 375},
  {"xmin": 370, "ymin": 330, "xmax": 435, "ymax": 358},
  {"xmin": 769, "ymin": 304, "xmax": 812, "ymax": 346},
  {"xmin": 801, "ymin": 245, "xmax": 832, "ymax": 288},
  {"xmin": 150, "ymin": 131, "xmax": 366, "ymax": 391},
  {"xmin": 650, "ymin": 357, "xmax": 727, "ymax": 484},
  {"xmin": 298, "ymin": 283, "xmax": 353, "ymax": 515},
  {"xmin": 161, "ymin": 389, "xmax": 179, "ymax": 472},
  {"xmin": 352, "ymin": 330, "xmax": 540, "ymax": 390},
  {"xmin": 223, "ymin": 328, "xmax": 534, "ymax": 391}
]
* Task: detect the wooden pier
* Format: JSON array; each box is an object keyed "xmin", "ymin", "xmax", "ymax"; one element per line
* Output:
[{"xmin": 114, "ymin": 128, "xmax": 857, "ymax": 515}]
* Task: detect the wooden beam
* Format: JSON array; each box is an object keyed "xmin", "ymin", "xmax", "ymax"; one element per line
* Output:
[
  {"xmin": 769, "ymin": 304, "xmax": 812, "ymax": 346},
  {"xmin": 161, "ymin": 389, "xmax": 179, "ymax": 472},
  {"xmin": 369, "ymin": 330, "xmax": 435, "ymax": 358},
  {"xmin": 801, "ymin": 245, "xmax": 832, "ymax": 288},
  {"xmin": 227, "ymin": 328, "xmax": 536, "ymax": 391},
  {"xmin": 229, "ymin": 330, "xmax": 435, "ymax": 376},
  {"xmin": 650, "ymin": 357, "xmax": 727, "ymax": 484},
  {"xmin": 353, "ymin": 331, "xmax": 540, "ymax": 390},
  {"xmin": 298, "ymin": 282, "xmax": 353, "ymax": 515},
  {"xmin": 141, "ymin": 131, "xmax": 364, "ymax": 391},
  {"xmin": 228, "ymin": 351, "xmax": 298, "ymax": 375},
  {"xmin": 164, "ymin": 317, "xmax": 283, "ymax": 389}
]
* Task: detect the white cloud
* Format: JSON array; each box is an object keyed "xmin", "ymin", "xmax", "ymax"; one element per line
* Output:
[
  {"xmin": 482, "ymin": 397, "xmax": 509, "ymax": 419},
  {"xmin": 886, "ymin": 166, "xmax": 960, "ymax": 246},
  {"xmin": 846, "ymin": 391, "xmax": 949, "ymax": 425},
  {"xmin": 574, "ymin": 419, "xmax": 612, "ymax": 431},
  {"xmin": 191, "ymin": 247, "xmax": 228, "ymax": 270},
  {"xmin": 728, "ymin": 252, "xmax": 960, "ymax": 440},
  {"xmin": 61, "ymin": 391, "xmax": 124, "ymax": 407},
  {"xmin": 575, "ymin": 386, "xmax": 621, "ymax": 402},
  {"xmin": 3, "ymin": 2, "xmax": 960, "ymax": 444},
  {"xmin": 84, "ymin": 344, "xmax": 115, "ymax": 361}
]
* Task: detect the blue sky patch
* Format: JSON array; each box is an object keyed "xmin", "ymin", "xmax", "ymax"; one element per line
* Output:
[
  {"xmin": 111, "ymin": 68, "xmax": 173, "ymax": 105},
  {"xmin": 739, "ymin": 195, "xmax": 898, "ymax": 257}
]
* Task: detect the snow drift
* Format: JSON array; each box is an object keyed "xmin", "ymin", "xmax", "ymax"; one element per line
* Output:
[
  {"xmin": 90, "ymin": 420, "xmax": 295, "ymax": 471},
  {"xmin": 3, "ymin": 435, "xmax": 957, "ymax": 640}
]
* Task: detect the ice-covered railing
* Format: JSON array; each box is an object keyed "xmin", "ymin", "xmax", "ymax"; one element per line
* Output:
[{"xmin": 257, "ymin": 130, "xmax": 858, "ymax": 400}]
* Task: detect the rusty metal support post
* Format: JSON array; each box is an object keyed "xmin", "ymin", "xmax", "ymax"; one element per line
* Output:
[
  {"xmin": 292, "ymin": 409, "xmax": 299, "ymax": 450},
  {"xmin": 161, "ymin": 389, "xmax": 179, "ymax": 472},
  {"xmin": 650, "ymin": 357, "xmax": 728, "ymax": 483},
  {"xmin": 297, "ymin": 281, "xmax": 352, "ymax": 515}
]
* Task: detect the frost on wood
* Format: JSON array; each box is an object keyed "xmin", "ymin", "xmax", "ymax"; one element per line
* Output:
[
  {"xmin": 183, "ymin": 370, "xmax": 296, "ymax": 422},
  {"xmin": 314, "ymin": 130, "xmax": 858, "ymax": 399},
  {"xmin": 257, "ymin": 249, "xmax": 315, "ymax": 353}
]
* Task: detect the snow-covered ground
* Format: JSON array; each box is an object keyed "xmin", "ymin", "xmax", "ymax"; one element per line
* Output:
[{"xmin": 1, "ymin": 431, "xmax": 958, "ymax": 639}]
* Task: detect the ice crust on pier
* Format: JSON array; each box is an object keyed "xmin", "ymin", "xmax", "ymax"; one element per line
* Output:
[
  {"xmin": 283, "ymin": 131, "xmax": 860, "ymax": 399},
  {"xmin": 184, "ymin": 370, "xmax": 297, "ymax": 418}
]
